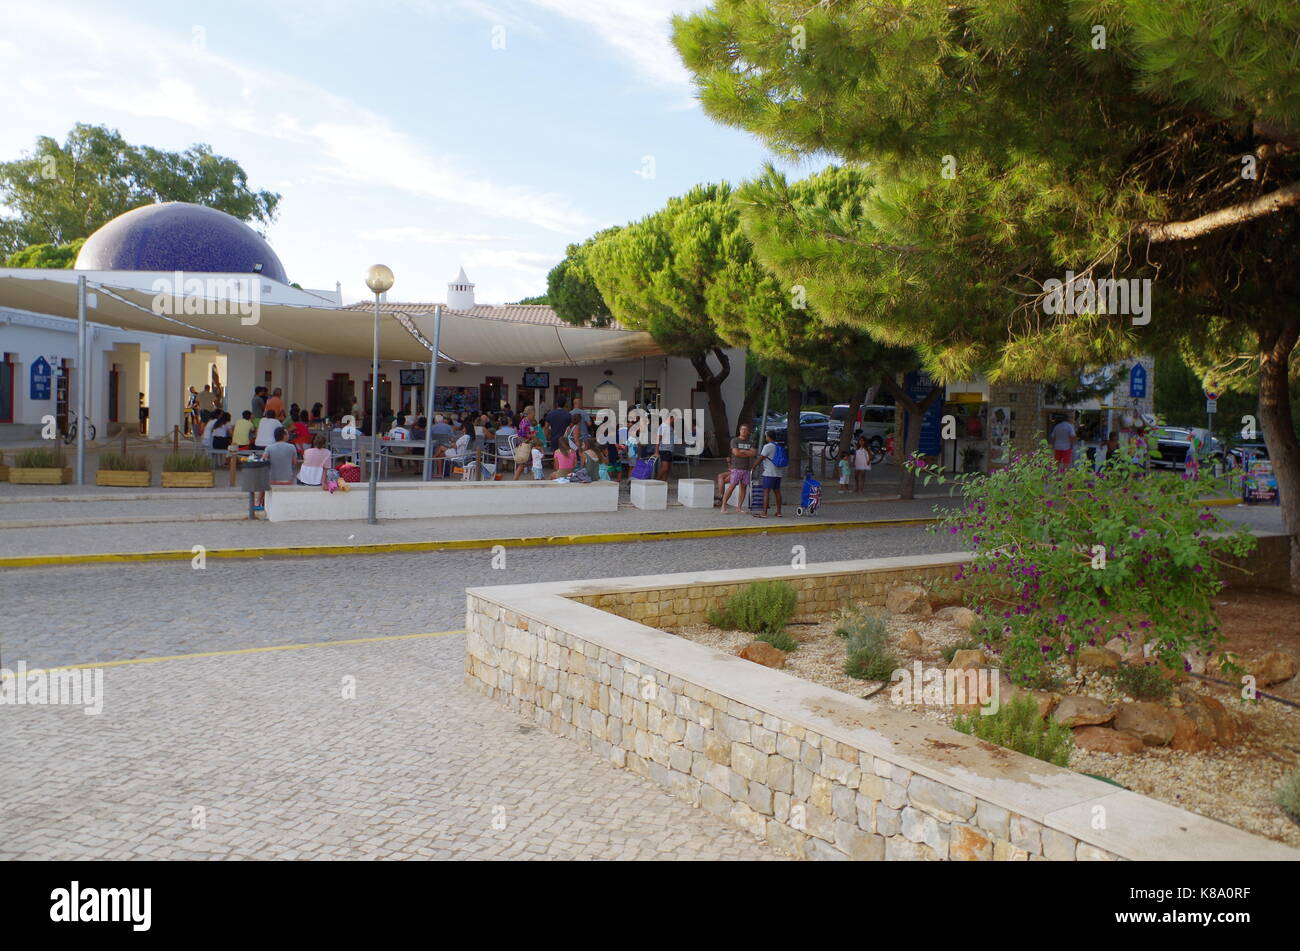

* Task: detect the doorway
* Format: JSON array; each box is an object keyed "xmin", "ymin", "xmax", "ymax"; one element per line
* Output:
[
  {"xmin": 480, "ymin": 376, "xmax": 505, "ymax": 413},
  {"xmin": 326, "ymin": 372, "xmax": 355, "ymax": 419},
  {"xmin": 0, "ymin": 353, "xmax": 13, "ymax": 423},
  {"xmin": 554, "ymin": 378, "xmax": 581, "ymax": 411}
]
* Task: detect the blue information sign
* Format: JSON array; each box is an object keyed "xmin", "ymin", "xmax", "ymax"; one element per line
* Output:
[
  {"xmin": 1129, "ymin": 363, "xmax": 1147, "ymax": 399},
  {"xmin": 903, "ymin": 370, "xmax": 944, "ymax": 456},
  {"xmin": 29, "ymin": 356, "xmax": 52, "ymax": 400}
]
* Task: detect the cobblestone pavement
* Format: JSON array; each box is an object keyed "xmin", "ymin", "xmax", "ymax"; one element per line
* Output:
[
  {"xmin": 0, "ymin": 635, "xmax": 781, "ymax": 860},
  {"xmin": 1, "ymin": 527, "xmax": 955, "ymax": 669}
]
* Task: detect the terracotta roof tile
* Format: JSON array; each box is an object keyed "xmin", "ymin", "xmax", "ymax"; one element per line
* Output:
[{"xmin": 343, "ymin": 301, "xmax": 629, "ymax": 330}]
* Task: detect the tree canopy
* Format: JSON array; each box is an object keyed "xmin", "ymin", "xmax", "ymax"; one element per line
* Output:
[
  {"xmin": 675, "ymin": 0, "xmax": 1300, "ymax": 577},
  {"xmin": 0, "ymin": 123, "xmax": 281, "ymax": 258}
]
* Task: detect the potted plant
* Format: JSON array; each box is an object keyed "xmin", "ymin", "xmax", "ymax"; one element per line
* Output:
[
  {"xmin": 95, "ymin": 451, "xmax": 152, "ymax": 487},
  {"xmin": 9, "ymin": 447, "xmax": 72, "ymax": 484},
  {"xmin": 960, "ymin": 446, "xmax": 984, "ymax": 474},
  {"xmin": 161, "ymin": 452, "xmax": 215, "ymax": 488}
]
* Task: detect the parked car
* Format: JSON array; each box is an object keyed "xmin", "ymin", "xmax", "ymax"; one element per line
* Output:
[
  {"xmin": 751, "ymin": 411, "xmax": 829, "ymax": 445},
  {"xmin": 1149, "ymin": 427, "xmax": 1222, "ymax": 469},
  {"xmin": 1227, "ymin": 441, "xmax": 1269, "ymax": 469},
  {"xmin": 826, "ymin": 404, "xmax": 894, "ymax": 456}
]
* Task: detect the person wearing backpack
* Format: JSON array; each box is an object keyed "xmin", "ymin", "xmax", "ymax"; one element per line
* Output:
[{"xmin": 755, "ymin": 430, "xmax": 787, "ymax": 518}]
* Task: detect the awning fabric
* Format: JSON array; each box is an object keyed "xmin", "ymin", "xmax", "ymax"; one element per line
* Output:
[{"xmin": 0, "ymin": 269, "xmax": 664, "ymax": 366}]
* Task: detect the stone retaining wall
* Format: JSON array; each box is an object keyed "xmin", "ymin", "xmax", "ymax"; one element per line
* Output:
[{"xmin": 463, "ymin": 554, "xmax": 1297, "ymax": 862}]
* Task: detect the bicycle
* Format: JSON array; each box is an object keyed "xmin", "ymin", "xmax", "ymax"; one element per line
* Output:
[{"xmin": 62, "ymin": 410, "xmax": 96, "ymax": 444}]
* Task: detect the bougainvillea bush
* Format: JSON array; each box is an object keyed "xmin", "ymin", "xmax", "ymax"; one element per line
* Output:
[{"xmin": 911, "ymin": 446, "xmax": 1255, "ymax": 685}]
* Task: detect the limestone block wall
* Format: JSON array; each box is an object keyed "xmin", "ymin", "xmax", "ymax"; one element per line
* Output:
[
  {"xmin": 463, "ymin": 556, "xmax": 1295, "ymax": 862},
  {"xmin": 568, "ymin": 562, "xmax": 957, "ymax": 628}
]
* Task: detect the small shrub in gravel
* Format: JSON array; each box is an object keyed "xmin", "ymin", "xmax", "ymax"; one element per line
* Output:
[
  {"xmin": 841, "ymin": 610, "xmax": 897, "ymax": 681},
  {"xmin": 1277, "ymin": 768, "xmax": 1300, "ymax": 823},
  {"xmin": 756, "ymin": 628, "xmax": 799, "ymax": 653},
  {"xmin": 1111, "ymin": 662, "xmax": 1175, "ymax": 702},
  {"xmin": 952, "ymin": 693, "xmax": 1074, "ymax": 767},
  {"xmin": 707, "ymin": 580, "xmax": 797, "ymax": 637}
]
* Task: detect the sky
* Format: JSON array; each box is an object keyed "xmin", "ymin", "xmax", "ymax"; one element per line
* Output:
[{"xmin": 0, "ymin": 0, "xmax": 811, "ymax": 305}]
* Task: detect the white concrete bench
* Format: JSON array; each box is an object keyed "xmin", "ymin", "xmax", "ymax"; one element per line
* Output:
[
  {"xmin": 676, "ymin": 478, "xmax": 714, "ymax": 509},
  {"xmin": 266, "ymin": 479, "xmax": 619, "ymax": 522},
  {"xmin": 630, "ymin": 479, "xmax": 667, "ymax": 511}
]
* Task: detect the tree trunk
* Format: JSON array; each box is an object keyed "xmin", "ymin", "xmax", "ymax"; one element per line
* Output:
[
  {"xmin": 1257, "ymin": 318, "xmax": 1300, "ymax": 591},
  {"xmin": 691, "ymin": 348, "xmax": 732, "ymax": 457},
  {"xmin": 786, "ymin": 384, "xmax": 803, "ymax": 478},
  {"xmin": 879, "ymin": 376, "xmax": 945, "ymax": 500},
  {"xmin": 735, "ymin": 372, "xmax": 767, "ymax": 439}
]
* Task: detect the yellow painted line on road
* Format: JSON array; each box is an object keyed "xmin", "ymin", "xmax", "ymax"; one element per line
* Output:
[
  {"xmin": 0, "ymin": 629, "xmax": 467, "ymax": 680},
  {"xmin": 0, "ymin": 517, "xmax": 940, "ymax": 568},
  {"xmin": 0, "ymin": 498, "xmax": 1242, "ymax": 569}
]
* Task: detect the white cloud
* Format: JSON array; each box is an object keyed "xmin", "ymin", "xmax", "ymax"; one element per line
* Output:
[
  {"xmin": 360, "ymin": 227, "xmax": 512, "ymax": 244},
  {"xmin": 0, "ymin": 5, "xmax": 593, "ymax": 235},
  {"xmin": 464, "ymin": 248, "xmax": 556, "ymax": 273}
]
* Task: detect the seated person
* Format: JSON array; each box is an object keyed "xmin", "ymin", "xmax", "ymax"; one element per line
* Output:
[
  {"xmin": 431, "ymin": 422, "xmax": 471, "ymax": 477},
  {"xmin": 411, "ymin": 416, "xmax": 427, "ymax": 441},
  {"xmin": 551, "ymin": 443, "xmax": 577, "ymax": 480},
  {"xmin": 290, "ymin": 411, "xmax": 311, "ymax": 449},
  {"xmin": 254, "ymin": 411, "xmax": 282, "ymax": 449},
  {"xmin": 253, "ymin": 428, "xmax": 298, "ymax": 511},
  {"xmin": 209, "ymin": 412, "xmax": 233, "ymax": 450},
  {"xmin": 231, "ymin": 410, "xmax": 255, "ymax": 449},
  {"xmin": 298, "ymin": 434, "xmax": 331, "ymax": 486}
]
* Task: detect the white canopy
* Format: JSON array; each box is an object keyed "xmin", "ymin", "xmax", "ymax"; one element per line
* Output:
[{"xmin": 0, "ymin": 268, "xmax": 664, "ymax": 366}]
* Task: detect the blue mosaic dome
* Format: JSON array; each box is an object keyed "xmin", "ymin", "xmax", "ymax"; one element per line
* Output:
[{"xmin": 75, "ymin": 202, "xmax": 288, "ymax": 283}]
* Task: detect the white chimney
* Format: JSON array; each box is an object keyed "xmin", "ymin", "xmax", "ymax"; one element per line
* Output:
[{"xmin": 447, "ymin": 266, "xmax": 475, "ymax": 310}]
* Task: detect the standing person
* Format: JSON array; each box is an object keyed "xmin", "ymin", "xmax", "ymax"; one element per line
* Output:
[
  {"xmin": 518, "ymin": 405, "xmax": 536, "ymax": 441},
  {"xmin": 720, "ymin": 424, "xmax": 757, "ymax": 514},
  {"xmin": 755, "ymin": 429, "xmax": 785, "ymax": 518},
  {"xmin": 185, "ymin": 386, "xmax": 199, "ymax": 435},
  {"xmin": 265, "ymin": 387, "xmax": 286, "ymax": 420},
  {"xmin": 571, "ymin": 396, "xmax": 590, "ymax": 442},
  {"xmin": 544, "ymin": 400, "xmax": 572, "ymax": 452},
  {"xmin": 251, "ymin": 386, "xmax": 267, "ymax": 421},
  {"xmin": 655, "ymin": 412, "xmax": 675, "ymax": 480},
  {"xmin": 529, "ymin": 437, "xmax": 545, "ymax": 481},
  {"xmin": 196, "ymin": 385, "xmax": 217, "ymax": 426},
  {"xmin": 1050, "ymin": 414, "xmax": 1077, "ymax": 468},
  {"xmin": 838, "ymin": 450, "xmax": 853, "ymax": 493},
  {"xmin": 137, "ymin": 392, "xmax": 148, "ymax": 436},
  {"xmin": 854, "ymin": 436, "xmax": 871, "ymax": 492}
]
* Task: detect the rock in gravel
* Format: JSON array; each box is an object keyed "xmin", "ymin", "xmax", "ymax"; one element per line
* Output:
[
  {"xmin": 1052, "ymin": 696, "xmax": 1116, "ymax": 728},
  {"xmin": 1078, "ymin": 646, "xmax": 1122, "ymax": 670},
  {"xmin": 898, "ymin": 629, "xmax": 924, "ymax": 652},
  {"xmin": 1251, "ymin": 651, "xmax": 1298, "ymax": 687},
  {"xmin": 1104, "ymin": 637, "xmax": 1130, "ymax": 656},
  {"xmin": 1195, "ymin": 694, "xmax": 1239, "ymax": 745},
  {"xmin": 934, "ymin": 606, "xmax": 977, "ymax": 631},
  {"xmin": 949, "ymin": 649, "xmax": 989, "ymax": 670},
  {"xmin": 1113, "ymin": 701, "xmax": 1177, "ymax": 746},
  {"xmin": 885, "ymin": 584, "xmax": 932, "ymax": 617},
  {"xmin": 1177, "ymin": 688, "xmax": 1229, "ymax": 748},
  {"xmin": 1073, "ymin": 726, "xmax": 1145, "ymax": 754},
  {"xmin": 737, "ymin": 641, "xmax": 787, "ymax": 669},
  {"xmin": 1168, "ymin": 709, "xmax": 1214, "ymax": 753}
]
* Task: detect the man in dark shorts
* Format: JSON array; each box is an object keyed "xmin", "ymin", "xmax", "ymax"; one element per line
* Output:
[
  {"xmin": 720, "ymin": 424, "xmax": 757, "ymax": 514},
  {"xmin": 755, "ymin": 429, "xmax": 784, "ymax": 517},
  {"xmin": 544, "ymin": 400, "xmax": 573, "ymax": 452}
]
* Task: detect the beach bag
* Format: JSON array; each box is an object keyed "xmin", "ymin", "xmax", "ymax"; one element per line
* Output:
[
  {"xmin": 338, "ymin": 462, "xmax": 361, "ymax": 483},
  {"xmin": 513, "ymin": 441, "xmax": 532, "ymax": 464},
  {"xmin": 631, "ymin": 457, "xmax": 654, "ymax": 480},
  {"xmin": 772, "ymin": 444, "xmax": 788, "ymax": 468},
  {"xmin": 570, "ymin": 468, "xmax": 592, "ymax": 483}
]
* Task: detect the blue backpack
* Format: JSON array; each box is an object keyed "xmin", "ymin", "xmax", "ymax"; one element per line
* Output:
[{"xmin": 772, "ymin": 444, "xmax": 788, "ymax": 468}]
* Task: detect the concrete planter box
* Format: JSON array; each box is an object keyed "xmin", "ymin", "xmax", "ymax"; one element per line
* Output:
[
  {"xmin": 465, "ymin": 554, "xmax": 1299, "ymax": 862},
  {"xmin": 266, "ymin": 478, "xmax": 619, "ymax": 522},
  {"xmin": 95, "ymin": 470, "xmax": 152, "ymax": 487},
  {"xmin": 161, "ymin": 471, "xmax": 215, "ymax": 488},
  {"xmin": 9, "ymin": 467, "xmax": 73, "ymax": 485}
]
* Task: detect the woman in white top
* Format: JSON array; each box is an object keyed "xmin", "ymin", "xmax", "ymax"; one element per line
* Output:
[
  {"xmin": 854, "ymin": 437, "xmax": 870, "ymax": 493},
  {"xmin": 253, "ymin": 412, "xmax": 282, "ymax": 449},
  {"xmin": 298, "ymin": 434, "xmax": 331, "ymax": 486}
]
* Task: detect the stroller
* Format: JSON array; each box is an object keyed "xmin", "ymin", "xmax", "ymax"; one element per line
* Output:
[{"xmin": 795, "ymin": 468, "xmax": 821, "ymax": 516}]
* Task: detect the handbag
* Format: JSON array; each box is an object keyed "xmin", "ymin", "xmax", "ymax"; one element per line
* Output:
[{"xmin": 631, "ymin": 457, "xmax": 655, "ymax": 480}]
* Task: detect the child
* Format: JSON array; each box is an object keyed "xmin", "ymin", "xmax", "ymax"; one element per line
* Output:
[
  {"xmin": 838, "ymin": 450, "xmax": 853, "ymax": 492},
  {"xmin": 529, "ymin": 438, "xmax": 545, "ymax": 480},
  {"xmin": 854, "ymin": 437, "xmax": 870, "ymax": 493},
  {"xmin": 552, "ymin": 442, "xmax": 577, "ymax": 480}
]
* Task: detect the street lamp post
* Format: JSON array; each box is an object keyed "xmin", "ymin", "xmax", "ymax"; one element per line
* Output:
[{"xmin": 364, "ymin": 265, "xmax": 395, "ymax": 525}]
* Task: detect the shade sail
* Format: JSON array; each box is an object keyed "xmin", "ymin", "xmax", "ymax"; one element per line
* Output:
[{"xmin": 0, "ymin": 268, "xmax": 664, "ymax": 366}]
